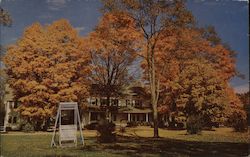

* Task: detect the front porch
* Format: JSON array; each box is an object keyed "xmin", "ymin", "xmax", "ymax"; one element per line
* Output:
[{"xmin": 83, "ymin": 110, "xmax": 153, "ymax": 126}]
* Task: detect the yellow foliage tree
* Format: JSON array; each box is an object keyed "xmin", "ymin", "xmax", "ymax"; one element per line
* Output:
[
  {"xmin": 85, "ymin": 12, "xmax": 142, "ymax": 118},
  {"xmin": 4, "ymin": 19, "xmax": 90, "ymax": 129},
  {"xmin": 155, "ymin": 27, "xmax": 245, "ymax": 130},
  {"xmin": 102, "ymin": 0, "xmax": 194, "ymax": 137}
]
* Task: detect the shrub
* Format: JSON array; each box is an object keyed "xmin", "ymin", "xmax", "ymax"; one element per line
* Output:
[
  {"xmin": 119, "ymin": 126, "xmax": 126, "ymax": 134},
  {"xmin": 127, "ymin": 121, "xmax": 138, "ymax": 127},
  {"xmin": 186, "ymin": 115, "xmax": 203, "ymax": 134},
  {"xmin": 22, "ymin": 122, "xmax": 34, "ymax": 132},
  {"xmin": 140, "ymin": 121, "xmax": 151, "ymax": 126},
  {"xmin": 96, "ymin": 120, "xmax": 116, "ymax": 143},
  {"xmin": 6, "ymin": 126, "xmax": 12, "ymax": 131},
  {"xmin": 168, "ymin": 121, "xmax": 186, "ymax": 130},
  {"xmin": 85, "ymin": 122, "xmax": 98, "ymax": 130},
  {"xmin": 230, "ymin": 111, "xmax": 247, "ymax": 132}
]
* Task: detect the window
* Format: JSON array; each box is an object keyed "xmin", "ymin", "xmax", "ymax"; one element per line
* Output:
[
  {"xmin": 100, "ymin": 99, "xmax": 107, "ymax": 106},
  {"xmin": 137, "ymin": 114, "xmax": 140, "ymax": 121},
  {"xmin": 13, "ymin": 117, "xmax": 17, "ymax": 124},
  {"xmin": 90, "ymin": 112, "xmax": 98, "ymax": 121},
  {"xmin": 112, "ymin": 114, "xmax": 117, "ymax": 121},
  {"xmin": 135, "ymin": 100, "xmax": 142, "ymax": 108},
  {"xmin": 14, "ymin": 102, "xmax": 18, "ymax": 108},
  {"xmin": 91, "ymin": 100, "xmax": 96, "ymax": 105},
  {"xmin": 8, "ymin": 117, "xmax": 12, "ymax": 123},
  {"xmin": 132, "ymin": 115, "xmax": 136, "ymax": 121},
  {"xmin": 91, "ymin": 98, "xmax": 98, "ymax": 106},
  {"xmin": 9, "ymin": 101, "xmax": 14, "ymax": 109},
  {"xmin": 126, "ymin": 100, "xmax": 130, "ymax": 106},
  {"xmin": 111, "ymin": 99, "xmax": 118, "ymax": 106},
  {"xmin": 142, "ymin": 114, "xmax": 146, "ymax": 121}
]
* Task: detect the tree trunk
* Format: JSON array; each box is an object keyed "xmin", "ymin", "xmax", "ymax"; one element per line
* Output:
[
  {"xmin": 106, "ymin": 96, "xmax": 110, "ymax": 122},
  {"xmin": 42, "ymin": 118, "xmax": 50, "ymax": 131},
  {"xmin": 153, "ymin": 104, "xmax": 159, "ymax": 137},
  {"xmin": 149, "ymin": 46, "xmax": 159, "ymax": 138}
]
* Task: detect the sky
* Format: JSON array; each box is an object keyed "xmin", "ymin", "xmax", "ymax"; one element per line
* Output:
[{"xmin": 0, "ymin": 0, "xmax": 249, "ymax": 93}]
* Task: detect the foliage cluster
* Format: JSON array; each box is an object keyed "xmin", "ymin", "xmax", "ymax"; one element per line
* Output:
[{"xmin": 96, "ymin": 120, "xmax": 116, "ymax": 143}]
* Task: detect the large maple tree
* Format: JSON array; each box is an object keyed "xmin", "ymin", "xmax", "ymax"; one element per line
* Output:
[
  {"xmin": 3, "ymin": 19, "xmax": 90, "ymax": 128},
  {"xmin": 102, "ymin": 0, "xmax": 194, "ymax": 137},
  {"xmin": 156, "ymin": 26, "xmax": 244, "ymax": 129}
]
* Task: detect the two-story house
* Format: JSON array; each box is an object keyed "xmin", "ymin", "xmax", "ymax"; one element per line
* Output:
[
  {"xmin": 3, "ymin": 84, "xmax": 153, "ymax": 130},
  {"xmin": 82, "ymin": 85, "xmax": 153, "ymax": 126}
]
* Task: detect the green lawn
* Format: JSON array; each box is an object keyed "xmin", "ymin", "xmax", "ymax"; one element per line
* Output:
[{"xmin": 0, "ymin": 127, "xmax": 249, "ymax": 157}]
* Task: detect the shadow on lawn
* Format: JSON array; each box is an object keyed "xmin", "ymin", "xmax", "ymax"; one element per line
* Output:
[{"xmin": 82, "ymin": 136, "xmax": 249, "ymax": 157}]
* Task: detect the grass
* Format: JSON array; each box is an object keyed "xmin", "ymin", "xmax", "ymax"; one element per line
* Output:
[
  {"xmin": 118, "ymin": 126, "xmax": 250, "ymax": 143},
  {"xmin": 0, "ymin": 127, "xmax": 249, "ymax": 157}
]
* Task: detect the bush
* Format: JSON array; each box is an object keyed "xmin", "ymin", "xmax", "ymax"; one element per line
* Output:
[
  {"xmin": 119, "ymin": 126, "xmax": 126, "ymax": 134},
  {"xmin": 230, "ymin": 111, "xmax": 247, "ymax": 132},
  {"xmin": 140, "ymin": 121, "xmax": 151, "ymax": 126},
  {"xmin": 85, "ymin": 122, "xmax": 98, "ymax": 130},
  {"xmin": 22, "ymin": 122, "xmax": 34, "ymax": 132},
  {"xmin": 96, "ymin": 120, "xmax": 116, "ymax": 143},
  {"xmin": 6, "ymin": 126, "xmax": 12, "ymax": 131},
  {"xmin": 186, "ymin": 115, "xmax": 203, "ymax": 134},
  {"xmin": 167, "ymin": 121, "xmax": 185, "ymax": 130},
  {"xmin": 127, "ymin": 121, "xmax": 138, "ymax": 127}
]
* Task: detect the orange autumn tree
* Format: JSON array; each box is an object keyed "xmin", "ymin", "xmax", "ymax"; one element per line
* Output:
[
  {"xmin": 85, "ymin": 12, "xmax": 141, "ymax": 119},
  {"xmin": 169, "ymin": 58, "xmax": 229, "ymax": 130},
  {"xmin": 225, "ymin": 87, "xmax": 247, "ymax": 132},
  {"xmin": 155, "ymin": 26, "xmax": 245, "ymax": 131},
  {"xmin": 102, "ymin": 0, "xmax": 194, "ymax": 137},
  {"xmin": 4, "ymin": 19, "xmax": 90, "ymax": 130}
]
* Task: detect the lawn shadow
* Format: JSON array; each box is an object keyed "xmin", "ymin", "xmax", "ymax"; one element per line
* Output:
[{"xmin": 93, "ymin": 135, "xmax": 249, "ymax": 157}]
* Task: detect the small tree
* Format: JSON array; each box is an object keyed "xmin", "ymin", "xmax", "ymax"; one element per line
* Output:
[
  {"xmin": 229, "ymin": 110, "xmax": 247, "ymax": 132},
  {"xmin": 237, "ymin": 92, "xmax": 250, "ymax": 126},
  {"xmin": 85, "ymin": 12, "xmax": 141, "ymax": 120},
  {"xmin": 226, "ymin": 88, "xmax": 247, "ymax": 132}
]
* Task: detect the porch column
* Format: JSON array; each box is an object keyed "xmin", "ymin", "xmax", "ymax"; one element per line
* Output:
[
  {"xmin": 128, "ymin": 113, "xmax": 131, "ymax": 122},
  {"xmin": 3, "ymin": 102, "xmax": 9, "ymax": 131},
  {"xmin": 109, "ymin": 112, "xmax": 112, "ymax": 122},
  {"xmin": 82, "ymin": 114, "xmax": 85, "ymax": 127},
  {"xmin": 88, "ymin": 112, "xmax": 91, "ymax": 124},
  {"xmin": 146, "ymin": 113, "xmax": 149, "ymax": 122}
]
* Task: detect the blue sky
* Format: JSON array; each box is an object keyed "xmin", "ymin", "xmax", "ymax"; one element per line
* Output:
[{"xmin": 0, "ymin": 0, "xmax": 249, "ymax": 93}]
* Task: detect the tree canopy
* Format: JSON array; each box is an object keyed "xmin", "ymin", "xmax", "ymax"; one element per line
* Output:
[
  {"xmin": 85, "ymin": 12, "xmax": 141, "ymax": 97},
  {"xmin": 102, "ymin": 0, "xmax": 195, "ymax": 137},
  {"xmin": 3, "ymin": 19, "xmax": 90, "ymax": 126}
]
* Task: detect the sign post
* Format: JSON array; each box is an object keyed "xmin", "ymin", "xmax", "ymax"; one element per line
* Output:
[{"xmin": 51, "ymin": 102, "xmax": 84, "ymax": 147}]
